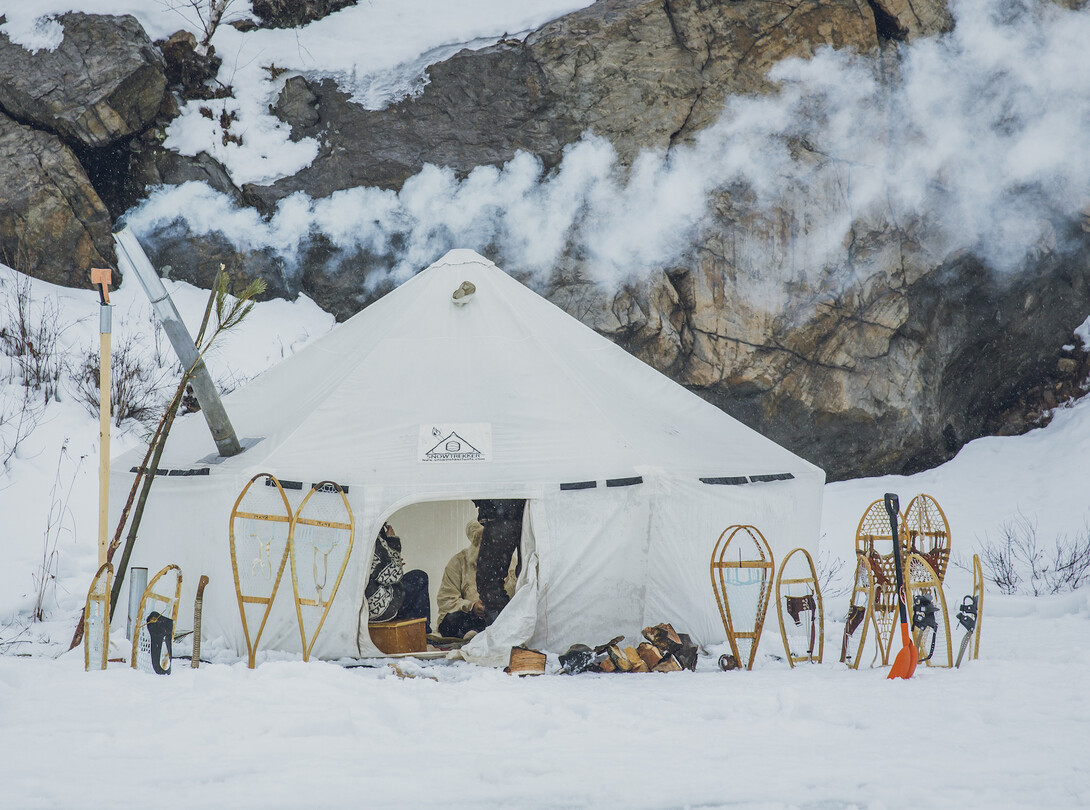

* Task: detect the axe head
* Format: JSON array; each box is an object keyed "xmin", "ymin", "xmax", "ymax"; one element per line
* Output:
[{"xmin": 90, "ymin": 267, "xmax": 112, "ymax": 303}]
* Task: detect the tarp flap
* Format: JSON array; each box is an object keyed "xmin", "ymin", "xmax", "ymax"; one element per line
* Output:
[
  {"xmin": 456, "ymin": 551, "xmax": 540, "ymax": 668},
  {"xmin": 531, "ymin": 484, "xmax": 652, "ymax": 652}
]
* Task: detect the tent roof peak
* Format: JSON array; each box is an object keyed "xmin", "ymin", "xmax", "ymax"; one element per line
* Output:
[{"xmin": 431, "ymin": 248, "xmax": 497, "ymax": 270}]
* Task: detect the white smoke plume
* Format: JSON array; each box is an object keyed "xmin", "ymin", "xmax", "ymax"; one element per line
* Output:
[{"xmin": 128, "ymin": 0, "xmax": 1090, "ymax": 292}]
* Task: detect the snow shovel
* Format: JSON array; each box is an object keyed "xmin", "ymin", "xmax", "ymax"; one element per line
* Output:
[{"xmin": 884, "ymin": 493, "xmax": 918, "ymax": 680}]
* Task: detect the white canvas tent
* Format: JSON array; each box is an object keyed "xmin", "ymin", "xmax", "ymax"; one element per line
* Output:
[{"xmin": 111, "ymin": 249, "xmax": 825, "ymax": 666}]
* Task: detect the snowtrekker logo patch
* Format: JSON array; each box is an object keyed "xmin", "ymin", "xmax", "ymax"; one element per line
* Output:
[{"xmin": 418, "ymin": 423, "xmax": 492, "ymax": 462}]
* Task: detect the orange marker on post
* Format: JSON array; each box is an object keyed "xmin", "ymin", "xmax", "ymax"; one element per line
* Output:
[{"xmin": 91, "ymin": 268, "xmax": 112, "ymax": 568}]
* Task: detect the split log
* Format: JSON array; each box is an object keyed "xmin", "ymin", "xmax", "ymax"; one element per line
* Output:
[
  {"xmin": 642, "ymin": 623, "xmax": 682, "ymax": 653},
  {"xmin": 594, "ymin": 635, "xmax": 626, "ymax": 655},
  {"xmin": 625, "ymin": 646, "xmax": 650, "ymax": 673},
  {"xmin": 653, "ymin": 655, "xmax": 683, "ymax": 673},
  {"xmin": 505, "ymin": 646, "xmax": 546, "ymax": 676},
  {"xmin": 606, "ymin": 643, "xmax": 633, "ymax": 672},
  {"xmin": 636, "ymin": 641, "xmax": 664, "ymax": 669},
  {"xmin": 674, "ymin": 633, "xmax": 699, "ymax": 672}
]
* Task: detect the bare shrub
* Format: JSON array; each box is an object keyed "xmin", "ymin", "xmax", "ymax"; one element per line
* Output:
[
  {"xmin": 161, "ymin": 0, "xmax": 240, "ymax": 49},
  {"xmin": 0, "ymin": 384, "xmax": 43, "ymax": 469},
  {"xmin": 976, "ymin": 511, "xmax": 1090, "ymax": 595},
  {"xmin": 74, "ymin": 334, "xmax": 171, "ymax": 428},
  {"xmin": 816, "ymin": 549, "xmax": 850, "ymax": 600},
  {"xmin": 0, "ymin": 270, "xmax": 68, "ymax": 404},
  {"xmin": 32, "ymin": 439, "xmax": 85, "ymax": 622}
]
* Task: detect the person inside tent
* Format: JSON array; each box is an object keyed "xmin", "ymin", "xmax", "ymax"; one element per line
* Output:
[
  {"xmin": 436, "ymin": 520, "xmax": 517, "ymax": 639},
  {"xmin": 472, "ymin": 499, "xmax": 526, "ymax": 624},
  {"xmin": 366, "ymin": 523, "xmax": 431, "ymax": 632}
]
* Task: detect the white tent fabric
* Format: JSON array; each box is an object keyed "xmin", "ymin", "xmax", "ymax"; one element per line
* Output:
[{"xmin": 111, "ymin": 249, "xmax": 825, "ymax": 667}]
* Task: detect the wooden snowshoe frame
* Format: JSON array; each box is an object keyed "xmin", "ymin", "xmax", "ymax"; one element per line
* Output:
[
  {"xmin": 904, "ymin": 552, "xmax": 953, "ymax": 668},
  {"xmin": 229, "ymin": 473, "xmax": 293, "ymax": 668},
  {"xmin": 710, "ymin": 524, "xmax": 775, "ymax": 671},
  {"xmin": 841, "ymin": 553, "xmax": 875, "ymax": 669},
  {"xmin": 972, "ymin": 553, "xmax": 984, "ymax": 659},
  {"xmin": 289, "ymin": 480, "xmax": 355, "ymax": 662},
  {"xmin": 130, "ymin": 564, "xmax": 182, "ymax": 670},
  {"xmin": 904, "ymin": 494, "xmax": 952, "ymax": 583},
  {"xmin": 83, "ymin": 562, "xmax": 113, "ymax": 672},
  {"xmin": 775, "ymin": 547, "xmax": 824, "ymax": 667},
  {"xmin": 855, "ymin": 499, "xmax": 905, "ymax": 666}
]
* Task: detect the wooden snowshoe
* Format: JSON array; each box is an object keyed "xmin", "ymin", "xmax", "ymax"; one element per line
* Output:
[
  {"xmin": 131, "ymin": 564, "xmax": 182, "ymax": 673},
  {"xmin": 904, "ymin": 552, "xmax": 953, "ymax": 667},
  {"xmin": 775, "ymin": 548, "xmax": 824, "ymax": 666},
  {"xmin": 710, "ymin": 525, "xmax": 775, "ymax": 670},
  {"xmin": 229, "ymin": 473, "xmax": 293, "ymax": 668},
  {"xmin": 841, "ymin": 553, "xmax": 875, "ymax": 669},
  {"xmin": 289, "ymin": 480, "xmax": 355, "ymax": 662},
  {"xmin": 83, "ymin": 562, "xmax": 113, "ymax": 672},
  {"xmin": 855, "ymin": 499, "xmax": 904, "ymax": 666},
  {"xmin": 904, "ymin": 494, "xmax": 952, "ymax": 582}
]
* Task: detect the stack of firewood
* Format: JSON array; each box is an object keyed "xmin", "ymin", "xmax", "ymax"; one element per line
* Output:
[{"xmin": 560, "ymin": 623, "xmax": 698, "ymax": 674}]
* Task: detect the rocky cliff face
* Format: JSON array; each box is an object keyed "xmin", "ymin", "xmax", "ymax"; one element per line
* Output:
[
  {"xmin": 0, "ymin": 1, "xmax": 1087, "ymax": 480},
  {"xmin": 0, "ymin": 13, "xmax": 167, "ymax": 285}
]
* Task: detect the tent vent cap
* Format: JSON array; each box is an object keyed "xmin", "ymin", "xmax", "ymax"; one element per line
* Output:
[{"xmin": 452, "ymin": 280, "xmax": 476, "ymax": 306}]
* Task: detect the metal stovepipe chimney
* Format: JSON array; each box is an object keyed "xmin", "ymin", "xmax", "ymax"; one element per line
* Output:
[{"xmin": 112, "ymin": 223, "xmax": 243, "ymax": 458}]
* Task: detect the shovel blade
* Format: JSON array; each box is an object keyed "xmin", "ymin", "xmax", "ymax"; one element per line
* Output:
[{"xmin": 887, "ymin": 643, "xmax": 918, "ymax": 680}]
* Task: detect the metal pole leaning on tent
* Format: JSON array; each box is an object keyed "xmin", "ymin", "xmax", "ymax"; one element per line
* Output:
[
  {"xmin": 112, "ymin": 224, "xmax": 242, "ymax": 457},
  {"xmin": 91, "ymin": 268, "xmax": 113, "ymax": 568}
]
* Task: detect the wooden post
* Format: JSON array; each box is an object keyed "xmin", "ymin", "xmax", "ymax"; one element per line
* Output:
[{"xmin": 91, "ymin": 268, "xmax": 112, "ymax": 569}]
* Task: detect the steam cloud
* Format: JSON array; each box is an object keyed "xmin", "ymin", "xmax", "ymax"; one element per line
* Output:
[{"xmin": 128, "ymin": 0, "xmax": 1090, "ymax": 293}]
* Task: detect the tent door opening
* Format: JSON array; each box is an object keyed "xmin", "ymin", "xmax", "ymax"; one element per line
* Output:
[{"xmin": 358, "ymin": 498, "xmax": 528, "ymax": 655}]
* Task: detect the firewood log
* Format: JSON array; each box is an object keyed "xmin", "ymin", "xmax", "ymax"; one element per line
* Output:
[
  {"xmin": 625, "ymin": 646, "xmax": 650, "ymax": 672},
  {"xmin": 636, "ymin": 641, "xmax": 664, "ymax": 669},
  {"xmin": 642, "ymin": 623, "xmax": 682, "ymax": 653},
  {"xmin": 652, "ymin": 655, "xmax": 683, "ymax": 672},
  {"xmin": 606, "ymin": 644, "xmax": 633, "ymax": 672},
  {"xmin": 674, "ymin": 633, "xmax": 699, "ymax": 671}
]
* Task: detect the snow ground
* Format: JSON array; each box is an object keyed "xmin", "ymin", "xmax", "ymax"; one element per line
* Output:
[
  {"xmin": 0, "ymin": 265, "xmax": 1088, "ymax": 809},
  {"xmin": 1, "ymin": 594, "xmax": 1087, "ymax": 809}
]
